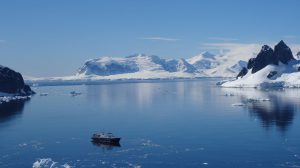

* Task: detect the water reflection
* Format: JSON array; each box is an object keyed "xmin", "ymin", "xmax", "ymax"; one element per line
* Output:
[
  {"xmin": 91, "ymin": 141, "xmax": 121, "ymax": 150},
  {"xmin": 85, "ymin": 80, "xmax": 213, "ymax": 109},
  {"xmin": 248, "ymin": 95, "xmax": 295, "ymax": 132},
  {"xmin": 0, "ymin": 99, "xmax": 29, "ymax": 123},
  {"xmin": 222, "ymin": 88, "xmax": 300, "ymax": 133}
]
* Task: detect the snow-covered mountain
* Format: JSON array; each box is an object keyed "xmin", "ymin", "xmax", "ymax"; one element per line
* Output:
[
  {"xmin": 221, "ymin": 41, "xmax": 300, "ymax": 88},
  {"xmin": 25, "ymin": 51, "xmax": 260, "ymax": 86},
  {"xmin": 188, "ymin": 51, "xmax": 219, "ymax": 69},
  {"xmin": 27, "ymin": 42, "xmax": 300, "ymax": 86},
  {"xmin": 77, "ymin": 54, "xmax": 198, "ymax": 76},
  {"xmin": 76, "ymin": 51, "xmax": 254, "ymax": 78},
  {"xmin": 187, "ymin": 50, "xmax": 256, "ymax": 77}
]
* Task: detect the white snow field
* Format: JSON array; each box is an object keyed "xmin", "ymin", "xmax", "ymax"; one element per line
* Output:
[{"xmin": 0, "ymin": 92, "xmax": 31, "ymax": 104}]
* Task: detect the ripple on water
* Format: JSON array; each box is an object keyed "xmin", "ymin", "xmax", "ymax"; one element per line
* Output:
[{"xmin": 18, "ymin": 140, "xmax": 44, "ymax": 151}]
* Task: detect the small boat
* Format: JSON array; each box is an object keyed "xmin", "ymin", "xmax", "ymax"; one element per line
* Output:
[{"xmin": 91, "ymin": 132, "xmax": 121, "ymax": 144}]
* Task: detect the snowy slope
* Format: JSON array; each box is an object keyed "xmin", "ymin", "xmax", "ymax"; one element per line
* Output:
[
  {"xmin": 164, "ymin": 58, "xmax": 197, "ymax": 73},
  {"xmin": 222, "ymin": 62, "xmax": 300, "ymax": 88},
  {"xmin": 188, "ymin": 51, "xmax": 219, "ymax": 69},
  {"xmin": 77, "ymin": 56, "xmax": 140, "ymax": 76},
  {"xmin": 188, "ymin": 51, "xmax": 255, "ymax": 77}
]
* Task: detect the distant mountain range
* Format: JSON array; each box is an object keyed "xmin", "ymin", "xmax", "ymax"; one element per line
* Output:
[
  {"xmin": 76, "ymin": 51, "xmax": 255, "ymax": 78},
  {"xmin": 77, "ymin": 54, "xmax": 198, "ymax": 76},
  {"xmin": 25, "ymin": 42, "xmax": 300, "ymax": 86}
]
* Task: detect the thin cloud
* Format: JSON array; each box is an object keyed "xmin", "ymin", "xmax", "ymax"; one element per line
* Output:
[
  {"xmin": 290, "ymin": 44, "xmax": 300, "ymax": 54},
  {"xmin": 208, "ymin": 37, "xmax": 238, "ymax": 42},
  {"xmin": 201, "ymin": 42, "xmax": 300, "ymax": 56},
  {"xmin": 140, "ymin": 37, "xmax": 179, "ymax": 41},
  {"xmin": 201, "ymin": 42, "xmax": 260, "ymax": 50}
]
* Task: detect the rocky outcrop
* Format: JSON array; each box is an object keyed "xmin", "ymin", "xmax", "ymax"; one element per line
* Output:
[
  {"xmin": 236, "ymin": 67, "xmax": 248, "ymax": 79},
  {"xmin": 0, "ymin": 65, "xmax": 34, "ymax": 95},
  {"xmin": 247, "ymin": 58, "xmax": 256, "ymax": 69},
  {"xmin": 235, "ymin": 41, "xmax": 296, "ymax": 78},
  {"xmin": 251, "ymin": 45, "xmax": 276, "ymax": 73},
  {"xmin": 267, "ymin": 71, "xmax": 278, "ymax": 79},
  {"xmin": 274, "ymin": 40, "xmax": 295, "ymax": 64},
  {"xmin": 242, "ymin": 41, "xmax": 296, "ymax": 74}
]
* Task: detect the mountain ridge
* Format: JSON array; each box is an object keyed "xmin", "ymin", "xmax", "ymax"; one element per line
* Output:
[
  {"xmin": 221, "ymin": 40, "xmax": 300, "ymax": 88},
  {"xmin": 25, "ymin": 42, "xmax": 300, "ymax": 86},
  {"xmin": 76, "ymin": 51, "xmax": 253, "ymax": 78}
]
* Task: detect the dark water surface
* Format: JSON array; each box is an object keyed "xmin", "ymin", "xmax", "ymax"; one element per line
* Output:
[{"xmin": 1, "ymin": 79, "xmax": 300, "ymax": 168}]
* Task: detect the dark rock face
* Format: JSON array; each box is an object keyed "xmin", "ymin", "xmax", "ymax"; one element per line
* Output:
[
  {"xmin": 248, "ymin": 41, "xmax": 295, "ymax": 74},
  {"xmin": 251, "ymin": 45, "xmax": 276, "ymax": 73},
  {"xmin": 267, "ymin": 71, "xmax": 278, "ymax": 79},
  {"xmin": 0, "ymin": 99, "xmax": 27, "ymax": 123},
  {"xmin": 274, "ymin": 40, "xmax": 295, "ymax": 64},
  {"xmin": 298, "ymin": 66, "xmax": 300, "ymax": 72},
  {"xmin": 236, "ymin": 67, "xmax": 248, "ymax": 79},
  {"xmin": 247, "ymin": 58, "xmax": 256, "ymax": 69},
  {"xmin": 0, "ymin": 66, "xmax": 34, "ymax": 95}
]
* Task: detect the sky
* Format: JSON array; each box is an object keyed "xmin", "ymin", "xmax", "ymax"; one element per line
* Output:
[{"xmin": 1, "ymin": 0, "xmax": 300, "ymax": 77}]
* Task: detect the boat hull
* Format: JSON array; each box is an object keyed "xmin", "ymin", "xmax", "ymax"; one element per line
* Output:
[{"xmin": 91, "ymin": 137, "xmax": 121, "ymax": 144}]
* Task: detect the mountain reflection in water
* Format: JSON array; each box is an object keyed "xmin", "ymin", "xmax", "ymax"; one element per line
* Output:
[
  {"xmin": 0, "ymin": 99, "xmax": 28, "ymax": 123},
  {"xmin": 248, "ymin": 95, "xmax": 295, "ymax": 132},
  {"xmin": 91, "ymin": 141, "xmax": 121, "ymax": 150},
  {"xmin": 222, "ymin": 88, "xmax": 300, "ymax": 133}
]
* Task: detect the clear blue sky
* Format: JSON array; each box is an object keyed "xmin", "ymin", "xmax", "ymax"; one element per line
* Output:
[{"xmin": 1, "ymin": 0, "xmax": 300, "ymax": 77}]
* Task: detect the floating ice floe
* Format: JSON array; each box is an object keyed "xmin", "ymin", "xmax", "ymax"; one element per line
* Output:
[
  {"xmin": 39, "ymin": 93, "xmax": 49, "ymax": 96},
  {"xmin": 32, "ymin": 158, "xmax": 71, "ymax": 168},
  {"xmin": 0, "ymin": 95, "xmax": 31, "ymax": 104},
  {"xmin": 141, "ymin": 139, "xmax": 160, "ymax": 147},
  {"xmin": 232, "ymin": 103, "xmax": 246, "ymax": 106},
  {"xmin": 224, "ymin": 93, "xmax": 234, "ymax": 96},
  {"xmin": 245, "ymin": 98, "xmax": 271, "ymax": 103},
  {"xmin": 260, "ymin": 98, "xmax": 270, "ymax": 101},
  {"xmin": 70, "ymin": 91, "xmax": 81, "ymax": 96},
  {"xmin": 232, "ymin": 98, "xmax": 270, "ymax": 107}
]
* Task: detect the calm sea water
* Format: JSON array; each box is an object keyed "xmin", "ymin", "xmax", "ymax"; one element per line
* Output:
[{"xmin": 1, "ymin": 79, "xmax": 300, "ymax": 168}]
